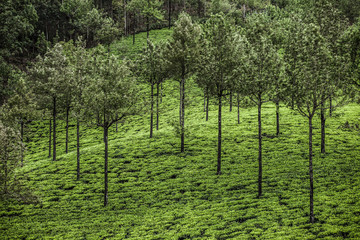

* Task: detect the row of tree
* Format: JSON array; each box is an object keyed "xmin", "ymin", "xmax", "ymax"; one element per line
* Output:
[{"xmin": 1, "ymin": 0, "xmax": 360, "ymax": 223}]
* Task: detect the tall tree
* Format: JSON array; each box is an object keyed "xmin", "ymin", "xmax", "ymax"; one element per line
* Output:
[
  {"xmin": 236, "ymin": 13, "xmax": 283, "ymax": 198},
  {"xmin": 29, "ymin": 43, "xmax": 72, "ymax": 162},
  {"xmin": 283, "ymin": 16, "xmax": 332, "ymax": 223},
  {"xmin": 138, "ymin": 40, "xmax": 169, "ymax": 138},
  {"xmin": 84, "ymin": 50, "xmax": 140, "ymax": 206},
  {"xmin": 195, "ymin": 13, "xmax": 237, "ymax": 175},
  {"xmin": 164, "ymin": 12, "xmax": 201, "ymax": 152}
]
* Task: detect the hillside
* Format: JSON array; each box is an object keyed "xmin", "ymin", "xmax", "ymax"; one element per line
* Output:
[{"xmin": 1, "ymin": 29, "xmax": 360, "ymax": 239}]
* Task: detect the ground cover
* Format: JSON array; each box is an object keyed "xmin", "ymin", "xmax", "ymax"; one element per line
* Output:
[{"xmin": 1, "ymin": 29, "xmax": 360, "ymax": 239}]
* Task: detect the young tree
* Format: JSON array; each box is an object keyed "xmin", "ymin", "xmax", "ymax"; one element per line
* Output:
[
  {"xmin": 0, "ymin": 74, "xmax": 38, "ymax": 166},
  {"xmin": 236, "ymin": 13, "xmax": 283, "ymax": 198},
  {"xmin": 138, "ymin": 40, "xmax": 168, "ymax": 138},
  {"xmin": 0, "ymin": 121, "xmax": 24, "ymax": 199},
  {"xmin": 84, "ymin": 50, "xmax": 140, "ymax": 207},
  {"xmin": 283, "ymin": 17, "xmax": 332, "ymax": 224},
  {"xmin": 195, "ymin": 14, "xmax": 237, "ymax": 175},
  {"xmin": 163, "ymin": 12, "xmax": 201, "ymax": 152},
  {"xmin": 29, "ymin": 43, "xmax": 73, "ymax": 162}
]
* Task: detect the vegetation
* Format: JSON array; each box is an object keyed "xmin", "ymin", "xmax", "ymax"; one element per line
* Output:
[{"xmin": 1, "ymin": 0, "xmax": 360, "ymax": 238}]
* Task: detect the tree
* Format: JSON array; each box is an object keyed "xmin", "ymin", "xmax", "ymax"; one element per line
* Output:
[
  {"xmin": 195, "ymin": 14, "xmax": 237, "ymax": 175},
  {"xmin": 163, "ymin": 12, "xmax": 201, "ymax": 152},
  {"xmin": 29, "ymin": 43, "xmax": 72, "ymax": 162},
  {"xmin": 0, "ymin": 121, "xmax": 24, "ymax": 200},
  {"xmin": 283, "ymin": 17, "xmax": 332, "ymax": 223},
  {"xmin": 84, "ymin": 50, "xmax": 140, "ymax": 206},
  {"xmin": 0, "ymin": 73, "xmax": 38, "ymax": 166},
  {"xmin": 236, "ymin": 13, "xmax": 283, "ymax": 198},
  {"xmin": 138, "ymin": 40, "xmax": 169, "ymax": 138}
]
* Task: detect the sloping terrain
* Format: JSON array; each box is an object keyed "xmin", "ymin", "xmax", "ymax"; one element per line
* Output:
[{"xmin": 1, "ymin": 29, "xmax": 360, "ymax": 239}]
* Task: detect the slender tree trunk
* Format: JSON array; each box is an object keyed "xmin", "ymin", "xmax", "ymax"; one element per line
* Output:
[
  {"xmin": 320, "ymin": 103, "xmax": 326, "ymax": 154},
  {"xmin": 160, "ymin": 82, "xmax": 163, "ymax": 103},
  {"xmin": 77, "ymin": 120, "xmax": 80, "ymax": 181},
  {"xmin": 104, "ymin": 125, "xmax": 109, "ymax": 207},
  {"xmin": 237, "ymin": 93, "xmax": 240, "ymax": 124},
  {"xmin": 257, "ymin": 99, "xmax": 262, "ymax": 198},
  {"xmin": 309, "ymin": 116, "xmax": 314, "ymax": 223},
  {"xmin": 329, "ymin": 95, "xmax": 332, "ymax": 117},
  {"xmin": 156, "ymin": 82, "xmax": 159, "ymax": 130},
  {"xmin": 146, "ymin": 0, "xmax": 150, "ymax": 38},
  {"xmin": 150, "ymin": 81, "xmax": 154, "ymax": 138},
  {"xmin": 217, "ymin": 93, "xmax": 222, "ymax": 175},
  {"xmin": 276, "ymin": 101, "xmax": 280, "ymax": 136},
  {"xmin": 229, "ymin": 91, "xmax": 233, "ymax": 112},
  {"xmin": 206, "ymin": 93, "xmax": 209, "ymax": 122},
  {"xmin": 180, "ymin": 74, "xmax": 185, "ymax": 153},
  {"xmin": 20, "ymin": 120, "xmax": 24, "ymax": 166},
  {"xmin": 53, "ymin": 97, "xmax": 56, "ymax": 162},
  {"xmin": 124, "ymin": 0, "xmax": 127, "ymax": 35},
  {"xmin": 179, "ymin": 81, "xmax": 182, "ymax": 126},
  {"xmin": 116, "ymin": 114, "xmax": 118, "ymax": 133},
  {"xmin": 49, "ymin": 118, "xmax": 52, "ymax": 158},
  {"xmin": 133, "ymin": 13, "xmax": 136, "ymax": 45},
  {"xmin": 168, "ymin": 0, "xmax": 171, "ymax": 29},
  {"xmin": 65, "ymin": 106, "xmax": 70, "ymax": 154},
  {"xmin": 203, "ymin": 90, "xmax": 206, "ymax": 112}
]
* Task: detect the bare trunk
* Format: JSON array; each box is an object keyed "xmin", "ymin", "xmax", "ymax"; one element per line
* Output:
[
  {"xmin": 257, "ymin": 100, "xmax": 262, "ymax": 198},
  {"xmin": 133, "ymin": 13, "xmax": 136, "ymax": 45},
  {"xmin": 237, "ymin": 93, "xmax": 240, "ymax": 124},
  {"xmin": 329, "ymin": 95, "xmax": 332, "ymax": 117},
  {"xmin": 320, "ymin": 103, "xmax": 326, "ymax": 154},
  {"xmin": 156, "ymin": 82, "xmax": 159, "ymax": 130},
  {"xmin": 20, "ymin": 120, "xmax": 24, "ymax": 166},
  {"xmin": 181, "ymin": 76, "xmax": 185, "ymax": 152},
  {"xmin": 104, "ymin": 125, "xmax": 108, "ymax": 207},
  {"xmin": 229, "ymin": 91, "xmax": 232, "ymax": 112},
  {"xmin": 77, "ymin": 120, "xmax": 80, "ymax": 180},
  {"xmin": 150, "ymin": 81, "xmax": 154, "ymax": 138},
  {"xmin": 116, "ymin": 113, "xmax": 118, "ymax": 133},
  {"xmin": 276, "ymin": 101, "xmax": 280, "ymax": 136},
  {"xmin": 124, "ymin": 0, "xmax": 127, "ymax": 35},
  {"xmin": 206, "ymin": 93, "xmax": 209, "ymax": 122},
  {"xmin": 309, "ymin": 116, "xmax": 314, "ymax": 223},
  {"xmin": 160, "ymin": 82, "xmax": 163, "ymax": 103},
  {"xmin": 203, "ymin": 90, "xmax": 206, "ymax": 112},
  {"xmin": 53, "ymin": 97, "xmax": 56, "ymax": 161},
  {"xmin": 217, "ymin": 93, "xmax": 222, "ymax": 175},
  {"xmin": 168, "ymin": 0, "xmax": 171, "ymax": 29},
  {"xmin": 65, "ymin": 106, "xmax": 70, "ymax": 154},
  {"xmin": 49, "ymin": 118, "xmax": 51, "ymax": 158}
]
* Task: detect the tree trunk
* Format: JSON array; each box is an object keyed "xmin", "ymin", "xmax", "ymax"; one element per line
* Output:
[
  {"xmin": 276, "ymin": 101, "xmax": 280, "ymax": 136},
  {"xmin": 309, "ymin": 116, "xmax": 314, "ymax": 223},
  {"xmin": 180, "ymin": 75, "xmax": 185, "ymax": 153},
  {"xmin": 229, "ymin": 91, "xmax": 233, "ymax": 112},
  {"xmin": 77, "ymin": 120, "xmax": 80, "ymax": 181},
  {"xmin": 20, "ymin": 120, "xmax": 24, "ymax": 167},
  {"xmin": 116, "ymin": 113, "xmax": 118, "ymax": 133},
  {"xmin": 65, "ymin": 106, "xmax": 70, "ymax": 154},
  {"xmin": 217, "ymin": 93, "xmax": 222, "ymax": 175},
  {"xmin": 329, "ymin": 95, "xmax": 332, "ymax": 117},
  {"xmin": 320, "ymin": 103, "xmax": 326, "ymax": 154},
  {"xmin": 150, "ymin": 81, "xmax": 154, "ymax": 138},
  {"xmin": 203, "ymin": 90, "xmax": 206, "ymax": 112},
  {"xmin": 49, "ymin": 118, "xmax": 51, "ymax": 158},
  {"xmin": 168, "ymin": 0, "xmax": 171, "ymax": 29},
  {"xmin": 160, "ymin": 82, "xmax": 163, "ymax": 103},
  {"xmin": 104, "ymin": 125, "xmax": 109, "ymax": 207},
  {"xmin": 257, "ymin": 99, "xmax": 262, "ymax": 198},
  {"xmin": 147, "ymin": 0, "xmax": 150, "ymax": 39},
  {"xmin": 206, "ymin": 93, "xmax": 209, "ymax": 122},
  {"xmin": 237, "ymin": 93, "xmax": 240, "ymax": 124},
  {"xmin": 156, "ymin": 82, "xmax": 159, "ymax": 130},
  {"xmin": 124, "ymin": 0, "xmax": 127, "ymax": 35},
  {"xmin": 133, "ymin": 13, "xmax": 136, "ymax": 45},
  {"xmin": 53, "ymin": 97, "xmax": 56, "ymax": 161}
]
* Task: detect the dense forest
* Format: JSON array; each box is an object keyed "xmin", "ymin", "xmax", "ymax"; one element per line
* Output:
[{"xmin": 1, "ymin": 0, "xmax": 360, "ymax": 239}]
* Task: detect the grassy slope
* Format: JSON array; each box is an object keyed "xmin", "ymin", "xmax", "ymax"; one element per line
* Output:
[{"xmin": 1, "ymin": 29, "xmax": 360, "ymax": 239}]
